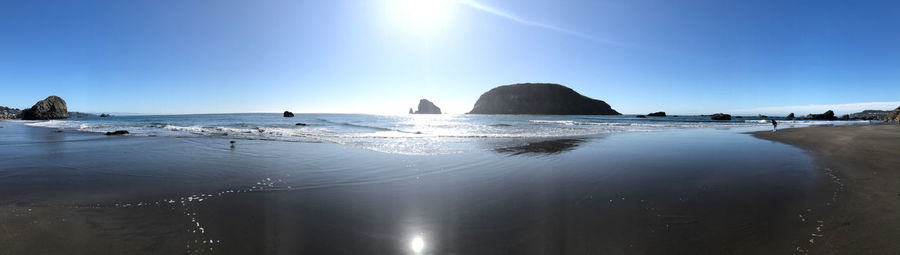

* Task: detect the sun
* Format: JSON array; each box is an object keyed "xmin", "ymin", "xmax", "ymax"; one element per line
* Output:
[{"xmin": 385, "ymin": 0, "xmax": 456, "ymax": 32}]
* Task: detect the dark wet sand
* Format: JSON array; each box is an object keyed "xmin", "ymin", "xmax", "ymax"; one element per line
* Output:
[
  {"xmin": 753, "ymin": 124, "xmax": 900, "ymax": 254},
  {"xmin": 1, "ymin": 121, "xmax": 837, "ymax": 254}
]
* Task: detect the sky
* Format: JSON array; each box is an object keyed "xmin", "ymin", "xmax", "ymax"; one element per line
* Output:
[{"xmin": 1, "ymin": 0, "xmax": 899, "ymax": 115}]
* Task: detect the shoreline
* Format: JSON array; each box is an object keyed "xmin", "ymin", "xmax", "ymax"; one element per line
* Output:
[{"xmin": 752, "ymin": 123, "xmax": 900, "ymax": 253}]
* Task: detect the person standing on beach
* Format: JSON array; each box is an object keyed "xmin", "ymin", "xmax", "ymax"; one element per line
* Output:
[{"xmin": 771, "ymin": 119, "xmax": 777, "ymax": 132}]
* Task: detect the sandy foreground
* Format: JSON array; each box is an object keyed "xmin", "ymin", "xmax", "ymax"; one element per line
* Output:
[{"xmin": 754, "ymin": 124, "xmax": 900, "ymax": 254}]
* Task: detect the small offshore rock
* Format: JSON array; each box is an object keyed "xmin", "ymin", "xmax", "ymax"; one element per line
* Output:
[
  {"xmin": 105, "ymin": 130, "xmax": 129, "ymax": 135},
  {"xmin": 710, "ymin": 113, "xmax": 732, "ymax": 120},
  {"xmin": 283, "ymin": 111, "xmax": 294, "ymax": 117}
]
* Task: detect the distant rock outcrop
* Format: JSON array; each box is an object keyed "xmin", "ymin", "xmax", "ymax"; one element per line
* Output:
[
  {"xmin": 635, "ymin": 115, "xmax": 647, "ymax": 118},
  {"xmin": 411, "ymin": 99, "xmax": 441, "ymax": 114},
  {"xmin": 100, "ymin": 113, "xmax": 111, "ymax": 117},
  {"xmin": 283, "ymin": 111, "xmax": 294, "ymax": 117},
  {"xmin": 806, "ymin": 110, "xmax": 837, "ymax": 120},
  {"xmin": 710, "ymin": 113, "xmax": 732, "ymax": 120},
  {"xmin": 468, "ymin": 83, "xmax": 620, "ymax": 115},
  {"xmin": 647, "ymin": 112, "xmax": 666, "ymax": 117},
  {"xmin": 22, "ymin": 96, "xmax": 68, "ymax": 120},
  {"xmin": 850, "ymin": 109, "xmax": 891, "ymax": 120},
  {"xmin": 0, "ymin": 106, "xmax": 20, "ymax": 119},
  {"xmin": 68, "ymin": 112, "xmax": 97, "ymax": 118},
  {"xmin": 786, "ymin": 113, "xmax": 795, "ymax": 120},
  {"xmin": 838, "ymin": 114, "xmax": 850, "ymax": 120}
]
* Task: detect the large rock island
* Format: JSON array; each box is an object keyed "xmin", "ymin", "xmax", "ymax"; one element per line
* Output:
[
  {"xmin": 410, "ymin": 99, "xmax": 442, "ymax": 114},
  {"xmin": 22, "ymin": 96, "xmax": 68, "ymax": 120},
  {"xmin": 467, "ymin": 83, "xmax": 620, "ymax": 115}
]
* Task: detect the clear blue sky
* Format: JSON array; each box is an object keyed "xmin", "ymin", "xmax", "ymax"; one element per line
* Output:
[{"xmin": 2, "ymin": 0, "xmax": 899, "ymax": 115}]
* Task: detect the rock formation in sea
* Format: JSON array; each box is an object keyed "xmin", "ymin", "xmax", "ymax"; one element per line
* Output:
[
  {"xmin": 105, "ymin": 130, "xmax": 129, "ymax": 135},
  {"xmin": 647, "ymin": 112, "xmax": 666, "ymax": 117},
  {"xmin": 710, "ymin": 113, "xmax": 732, "ymax": 120},
  {"xmin": 283, "ymin": 111, "xmax": 294, "ymax": 117},
  {"xmin": 786, "ymin": 113, "xmax": 795, "ymax": 120},
  {"xmin": 100, "ymin": 113, "xmax": 111, "ymax": 117},
  {"xmin": 411, "ymin": 99, "xmax": 442, "ymax": 114},
  {"xmin": 839, "ymin": 114, "xmax": 850, "ymax": 120},
  {"xmin": 22, "ymin": 96, "xmax": 68, "ymax": 120},
  {"xmin": 806, "ymin": 110, "xmax": 838, "ymax": 120},
  {"xmin": 467, "ymin": 83, "xmax": 620, "ymax": 115},
  {"xmin": 635, "ymin": 115, "xmax": 647, "ymax": 118}
]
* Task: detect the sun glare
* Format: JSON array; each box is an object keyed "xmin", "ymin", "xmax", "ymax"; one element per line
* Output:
[
  {"xmin": 410, "ymin": 235, "xmax": 425, "ymax": 253},
  {"xmin": 386, "ymin": 0, "xmax": 455, "ymax": 32}
]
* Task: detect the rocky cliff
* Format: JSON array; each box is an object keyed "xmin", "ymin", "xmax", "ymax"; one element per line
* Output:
[
  {"xmin": 468, "ymin": 83, "xmax": 620, "ymax": 115},
  {"xmin": 886, "ymin": 107, "xmax": 900, "ymax": 122}
]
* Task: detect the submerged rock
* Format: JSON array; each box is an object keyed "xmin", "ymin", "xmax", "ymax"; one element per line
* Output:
[
  {"xmin": 412, "ymin": 99, "xmax": 442, "ymax": 114},
  {"xmin": 647, "ymin": 112, "xmax": 666, "ymax": 117},
  {"xmin": 468, "ymin": 83, "xmax": 620, "ymax": 115},
  {"xmin": 806, "ymin": 110, "xmax": 837, "ymax": 120},
  {"xmin": 283, "ymin": 111, "xmax": 294, "ymax": 117},
  {"xmin": 295, "ymin": 123, "xmax": 307, "ymax": 126},
  {"xmin": 105, "ymin": 130, "xmax": 129, "ymax": 135},
  {"xmin": 22, "ymin": 96, "xmax": 68, "ymax": 120},
  {"xmin": 710, "ymin": 113, "xmax": 732, "ymax": 120}
]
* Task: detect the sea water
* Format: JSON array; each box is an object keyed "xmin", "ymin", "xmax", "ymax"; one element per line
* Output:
[{"xmin": 22, "ymin": 113, "xmax": 871, "ymax": 154}]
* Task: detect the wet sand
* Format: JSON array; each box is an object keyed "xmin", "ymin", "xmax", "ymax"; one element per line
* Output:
[
  {"xmin": 1, "ymin": 121, "xmax": 837, "ymax": 254},
  {"xmin": 753, "ymin": 124, "xmax": 900, "ymax": 254}
]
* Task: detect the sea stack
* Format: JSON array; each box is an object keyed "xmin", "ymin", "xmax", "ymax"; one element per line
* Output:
[
  {"xmin": 22, "ymin": 96, "xmax": 68, "ymax": 120},
  {"xmin": 411, "ymin": 99, "xmax": 442, "ymax": 114},
  {"xmin": 467, "ymin": 83, "xmax": 620, "ymax": 115},
  {"xmin": 647, "ymin": 112, "xmax": 666, "ymax": 117},
  {"xmin": 806, "ymin": 110, "xmax": 837, "ymax": 120},
  {"xmin": 283, "ymin": 111, "xmax": 294, "ymax": 117},
  {"xmin": 710, "ymin": 113, "xmax": 732, "ymax": 120},
  {"xmin": 786, "ymin": 113, "xmax": 795, "ymax": 120}
]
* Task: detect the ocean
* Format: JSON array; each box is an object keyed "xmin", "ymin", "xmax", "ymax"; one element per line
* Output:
[
  {"xmin": 22, "ymin": 113, "xmax": 871, "ymax": 155},
  {"xmin": 0, "ymin": 114, "xmax": 868, "ymax": 254}
]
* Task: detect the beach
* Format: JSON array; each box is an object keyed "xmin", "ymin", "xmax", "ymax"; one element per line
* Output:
[
  {"xmin": 0, "ymin": 117, "xmax": 886, "ymax": 254},
  {"xmin": 753, "ymin": 124, "xmax": 900, "ymax": 254}
]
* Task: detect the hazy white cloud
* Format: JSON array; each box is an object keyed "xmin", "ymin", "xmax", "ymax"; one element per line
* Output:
[
  {"xmin": 457, "ymin": 0, "xmax": 621, "ymax": 45},
  {"xmin": 730, "ymin": 101, "xmax": 900, "ymax": 116}
]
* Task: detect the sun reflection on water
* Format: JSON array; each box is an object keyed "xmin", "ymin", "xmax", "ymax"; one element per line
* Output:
[{"xmin": 410, "ymin": 235, "xmax": 425, "ymax": 253}]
